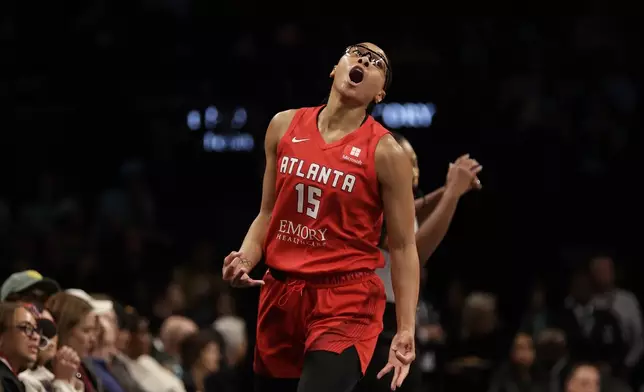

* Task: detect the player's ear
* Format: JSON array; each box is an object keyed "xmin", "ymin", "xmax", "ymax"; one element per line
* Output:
[
  {"xmin": 330, "ymin": 66, "xmax": 337, "ymax": 78},
  {"xmin": 374, "ymin": 90, "xmax": 386, "ymax": 104}
]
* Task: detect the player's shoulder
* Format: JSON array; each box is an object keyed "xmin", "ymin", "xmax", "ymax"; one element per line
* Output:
[
  {"xmin": 269, "ymin": 106, "xmax": 319, "ymax": 131},
  {"xmin": 269, "ymin": 109, "xmax": 299, "ymax": 129},
  {"xmin": 374, "ymin": 131, "xmax": 405, "ymax": 162}
]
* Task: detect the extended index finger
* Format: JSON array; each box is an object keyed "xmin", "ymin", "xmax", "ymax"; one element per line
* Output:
[{"xmin": 377, "ymin": 363, "xmax": 394, "ymax": 379}]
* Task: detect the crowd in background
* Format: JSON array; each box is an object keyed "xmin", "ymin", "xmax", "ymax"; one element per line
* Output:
[
  {"xmin": 1, "ymin": 255, "xmax": 643, "ymax": 392},
  {"xmin": 2, "ymin": 11, "xmax": 643, "ymax": 392}
]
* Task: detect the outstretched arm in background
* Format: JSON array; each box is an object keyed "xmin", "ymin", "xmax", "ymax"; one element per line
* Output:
[{"xmin": 415, "ymin": 155, "xmax": 482, "ymax": 264}]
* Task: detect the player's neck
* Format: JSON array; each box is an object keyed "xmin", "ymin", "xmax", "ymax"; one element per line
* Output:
[{"xmin": 320, "ymin": 91, "xmax": 367, "ymax": 133}]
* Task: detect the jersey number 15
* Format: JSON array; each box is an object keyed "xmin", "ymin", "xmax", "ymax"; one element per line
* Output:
[{"xmin": 295, "ymin": 183, "xmax": 321, "ymax": 219}]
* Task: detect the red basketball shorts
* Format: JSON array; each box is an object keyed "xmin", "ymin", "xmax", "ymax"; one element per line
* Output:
[{"xmin": 253, "ymin": 268, "xmax": 386, "ymax": 379}]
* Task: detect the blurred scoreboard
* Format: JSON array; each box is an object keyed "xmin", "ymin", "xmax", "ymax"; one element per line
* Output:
[
  {"xmin": 185, "ymin": 102, "xmax": 435, "ymax": 153},
  {"xmin": 187, "ymin": 105, "xmax": 255, "ymax": 153}
]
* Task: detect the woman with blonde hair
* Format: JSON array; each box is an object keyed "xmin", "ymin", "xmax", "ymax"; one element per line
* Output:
[{"xmin": 46, "ymin": 293, "xmax": 102, "ymax": 392}]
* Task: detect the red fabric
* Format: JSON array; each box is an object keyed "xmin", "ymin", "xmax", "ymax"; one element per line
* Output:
[
  {"xmin": 264, "ymin": 105, "xmax": 390, "ymax": 276},
  {"xmin": 253, "ymin": 269, "xmax": 386, "ymax": 378}
]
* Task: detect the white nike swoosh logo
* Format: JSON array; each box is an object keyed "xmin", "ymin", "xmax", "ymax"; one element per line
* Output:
[{"xmin": 292, "ymin": 137, "xmax": 309, "ymax": 143}]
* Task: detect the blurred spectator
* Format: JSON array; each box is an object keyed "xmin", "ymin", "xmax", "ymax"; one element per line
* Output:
[
  {"xmin": 212, "ymin": 316, "xmax": 247, "ymax": 368},
  {"xmin": 1, "ymin": 270, "xmax": 61, "ymax": 305},
  {"xmin": 558, "ymin": 270, "xmax": 625, "ymax": 375},
  {"xmin": 521, "ymin": 282, "xmax": 555, "ymax": 339},
  {"xmin": 534, "ymin": 329, "xmax": 570, "ymax": 392},
  {"xmin": 91, "ymin": 315, "xmax": 127, "ymax": 392},
  {"xmin": 18, "ymin": 306, "xmax": 83, "ymax": 392},
  {"xmin": 416, "ymin": 297, "xmax": 445, "ymax": 390},
  {"xmin": 442, "ymin": 278, "xmax": 466, "ymax": 338},
  {"xmin": 180, "ymin": 330, "xmax": 224, "ymax": 392},
  {"xmin": 590, "ymin": 256, "xmax": 644, "ymax": 376},
  {"xmin": 156, "ymin": 316, "xmax": 197, "ymax": 378},
  {"xmin": 444, "ymin": 292, "xmax": 508, "ymax": 392},
  {"xmin": 46, "ymin": 292, "xmax": 102, "ymax": 392},
  {"xmin": 564, "ymin": 363, "xmax": 600, "ymax": 392},
  {"xmin": 118, "ymin": 310, "xmax": 185, "ymax": 392},
  {"xmin": 0, "ymin": 303, "xmax": 41, "ymax": 392},
  {"xmin": 488, "ymin": 332, "xmax": 544, "ymax": 392},
  {"xmin": 153, "ymin": 283, "xmax": 187, "ymax": 321},
  {"xmin": 108, "ymin": 303, "xmax": 146, "ymax": 392},
  {"xmin": 66, "ymin": 290, "xmax": 113, "ymax": 317}
]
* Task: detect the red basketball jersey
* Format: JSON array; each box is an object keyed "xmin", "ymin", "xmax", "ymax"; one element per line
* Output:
[{"xmin": 264, "ymin": 106, "xmax": 390, "ymax": 275}]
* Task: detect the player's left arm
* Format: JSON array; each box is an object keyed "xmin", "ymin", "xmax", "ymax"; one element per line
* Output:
[{"xmin": 376, "ymin": 134, "xmax": 420, "ymax": 334}]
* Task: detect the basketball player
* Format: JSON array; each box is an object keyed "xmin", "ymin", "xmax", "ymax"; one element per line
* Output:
[
  {"xmin": 222, "ymin": 42, "xmax": 479, "ymax": 392},
  {"xmin": 357, "ymin": 133, "xmax": 482, "ymax": 392}
]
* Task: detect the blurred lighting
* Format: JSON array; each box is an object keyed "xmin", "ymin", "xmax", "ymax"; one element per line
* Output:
[
  {"xmin": 187, "ymin": 110, "xmax": 201, "ymax": 131},
  {"xmin": 203, "ymin": 131, "xmax": 254, "ymax": 152},
  {"xmin": 204, "ymin": 106, "xmax": 219, "ymax": 129},
  {"xmin": 372, "ymin": 102, "xmax": 436, "ymax": 129},
  {"xmin": 231, "ymin": 107, "xmax": 248, "ymax": 129}
]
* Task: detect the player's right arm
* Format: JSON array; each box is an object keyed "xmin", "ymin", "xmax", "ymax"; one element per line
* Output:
[{"xmin": 223, "ymin": 109, "xmax": 297, "ymax": 285}]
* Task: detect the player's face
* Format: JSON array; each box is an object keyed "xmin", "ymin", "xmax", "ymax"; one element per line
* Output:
[
  {"xmin": 399, "ymin": 140, "xmax": 419, "ymax": 188},
  {"xmin": 331, "ymin": 42, "xmax": 389, "ymax": 107}
]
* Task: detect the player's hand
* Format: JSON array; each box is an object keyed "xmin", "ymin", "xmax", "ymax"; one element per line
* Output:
[
  {"xmin": 53, "ymin": 345, "xmax": 81, "ymax": 381},
  {"xmin": 445, "ymin": 155, "xmax": 482, "ymax": 197},
  {"xmin": 222, "ymin": 251, "xmax": 265, "ymax": 288},
  {"xmin": 454, "ymin": 154, "xmax": 483, "ymax": 191},
  {"xmin": 377, "ymin": 330, "xmax": 416, "ymax": 391}
]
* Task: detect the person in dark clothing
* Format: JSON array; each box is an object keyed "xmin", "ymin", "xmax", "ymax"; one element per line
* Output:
[
  {"xmin": 556, "ymin": 270, "xmax": 626, "ymax": 376},
  {"xmin": 180, "ymin": 330, "xmax": 225, "ymax": 392},
  {"xmin": 488, "ymin": 332, "xmax": 546, "ymax": 392},
  {"xmin": 0, "ymin": 303, "xmax": 42, "ymax": 392},
  {"xmin": 444, "ymin": 292, "xmax": 509, "ymax": 392}
]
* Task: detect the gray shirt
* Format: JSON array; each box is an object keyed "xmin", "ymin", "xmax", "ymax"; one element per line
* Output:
[{"xmin": 376, "ymin": 218, "xmax": 419, "ymax": 303}]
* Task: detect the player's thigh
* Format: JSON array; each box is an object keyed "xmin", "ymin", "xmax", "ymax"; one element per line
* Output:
[
  {"xmin": 254, "ymin": 375, "xmax": 299, "ymax": 392},
  {"xmin": 297, "ymin": 347, "xmax": 362, "ymax": 392}
]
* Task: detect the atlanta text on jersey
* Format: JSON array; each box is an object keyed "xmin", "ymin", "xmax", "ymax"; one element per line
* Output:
[{"xmin": 279, "ymin": 156, "xmax": 356, "ymax": 193}]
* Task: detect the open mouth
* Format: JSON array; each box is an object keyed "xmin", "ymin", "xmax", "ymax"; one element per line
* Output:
[{"xmin": 348, "ymin": 66, "xmax": 364, "ymax": 84}]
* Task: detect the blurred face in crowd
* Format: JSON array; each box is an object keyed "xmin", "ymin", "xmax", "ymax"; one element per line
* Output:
[
  {"xmin": 566, "ymin": 365, "xmax": 600, "ymax": 392},
  {"xmin": 0, "ymin": 307, "xmax": 41, "ymax": 367},
  {"xmin": 37, "ymin": 310, "xmax": 58, "ymax": 366},
  {"xmin": 94, "ymin": 316, "xmax": 117, "ymax": 362},
  {"xmin": 590, "ymin": 257, "xmax": 614, "ymax": 291},
  {"xmin": 68, "ymin": 311, "xmax": 98, "ymax": 357},
  {"xmin": 199, "ymin": 341, "xmax": 222, "ymax": 374},
  {"xmin": 511, "ymin": 333, "xmax": 535, "ymax": 368},
  {"xmin": 128, "ymin": 318, "xmax": 151, "ymax": 358},
  {"xmin": 398, "ymin": 139, "xmax": 419, "ymax": 189},
  {"xmin": 160, "ymin": 316, "xmax": 198, "ymax": 358}
]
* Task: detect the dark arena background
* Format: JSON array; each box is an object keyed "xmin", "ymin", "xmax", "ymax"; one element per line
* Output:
[{"xmin": 2, "ymin": 8, "xmax": 643, "ymax": 392}]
